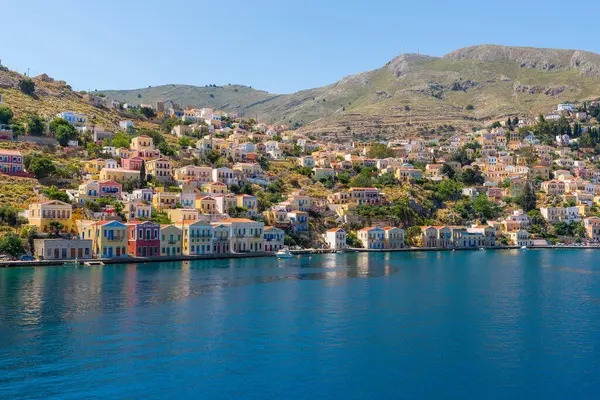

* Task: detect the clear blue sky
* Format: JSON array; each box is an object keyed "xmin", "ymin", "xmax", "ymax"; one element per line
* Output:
[{"xmin": 2, "ymin": 0, "xmax": 599, "ymax": 94}]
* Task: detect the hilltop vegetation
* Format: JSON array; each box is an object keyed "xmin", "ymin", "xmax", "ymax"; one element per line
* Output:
[{"xmin": 98, "ymin": 45, "xmax": 600, "ymax": 140}]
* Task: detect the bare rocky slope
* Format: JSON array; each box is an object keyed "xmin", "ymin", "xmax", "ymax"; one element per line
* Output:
[{"xmin": 77, "ymin": 45, "xmax": 600, "ymax": 139}]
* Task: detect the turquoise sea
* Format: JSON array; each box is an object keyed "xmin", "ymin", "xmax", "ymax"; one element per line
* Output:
[{"xmin": 1, "ymin": 250, "xmax": 600, "ymax": 399}]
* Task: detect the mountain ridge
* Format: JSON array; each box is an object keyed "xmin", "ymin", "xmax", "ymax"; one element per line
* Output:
[{"xmin": 93, "ymin": 44, "xmax": 600, "ymax": 139}]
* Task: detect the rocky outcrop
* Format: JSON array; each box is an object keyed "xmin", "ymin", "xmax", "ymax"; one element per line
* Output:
[
  {"xmin": 386, "ymin": 53, "xmax": 438, "ymax": 78},
  {"xmin": 444, "ymin": 44, "xmax": 600, "ymax": 77}
]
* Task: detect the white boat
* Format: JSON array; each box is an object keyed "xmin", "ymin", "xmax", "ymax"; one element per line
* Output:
[
  {"xmin": 84, "ymin": 261, "xmax": 105, "ymax": 266},
  {"xmin": 479, "ymin": 248, "xmax": 485, "ymax": 251},
  {"xmin": 63, "ymin": 260, "xmax": 80, "ymax": 267},
  {"xmin": 276, "ymin": 248, "xmax": 294, "ymax": 259},
  {"xmin": 521, "ymin": 246, "xmax": 528, "ymax": 250}
]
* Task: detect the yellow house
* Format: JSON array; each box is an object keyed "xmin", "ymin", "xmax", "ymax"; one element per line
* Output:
[
  {"xmin": 179, "ymin": 220, "xmax": 214, "ymax": 255},
  {"xmin": 195, "ymin": 196, "xmax": 217, "ymax": 214},
  {"xmin": 99, "ymin": 168, "xmax": 140, "ymax": 182},
  {"xmin": 146, "ymin": 157, "xmax": 173, "ymax": 183},
  {"xmin": 153, "ymin": 192, "xmax": 180, "ymax": 211},
  {"xmin": 131, "ymin": 135, "xmax": 154, "ymax": 151},
  {"xmin": 78, "ymin": 220, "xmax": 128, "ymax": 258},
  {"xmin": 28, "ymin": 200, "xmax": 73, "ymax": 232},
  {"xmin": 82, "ymin": 159, "xmax": 106, "ymax": 177},
  {"xmin": 160, "ymin": 224, "xmax": 182, "ymax": 257},
  {"xmin": 202, "ymin": 181, "xmax": 228, "ymax": 195},
  {"xmin": 166, "ymin": 208, "xmax": 201, "ymax": 222}
]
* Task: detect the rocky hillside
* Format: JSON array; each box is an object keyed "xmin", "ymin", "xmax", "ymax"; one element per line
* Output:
[
  {"xmin": 16, "ymin": 44, "xmax": 600, "ymax": 140},
  {"xmin": 0, "ymin": 68, "xmax": 146, "ymax": 130}
]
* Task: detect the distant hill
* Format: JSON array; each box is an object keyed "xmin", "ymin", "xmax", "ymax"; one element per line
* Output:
[
  {"xmin": 0, "ymin": 68, "xmax": 152, "ymax": 131},
  {"xmin": 8, "ymin": 44, "xmax": 600, "ymax": 141}
]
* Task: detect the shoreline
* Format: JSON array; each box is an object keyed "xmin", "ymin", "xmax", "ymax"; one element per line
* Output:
[{"xmin": 0, "ymin": 245, "xmax": 595, "ymax": 268}]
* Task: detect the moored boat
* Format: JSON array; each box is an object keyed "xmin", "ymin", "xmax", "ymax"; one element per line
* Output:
[
  {"xmin": 276, "ymin": 248, "xmax": 294, "ymax": 259},
  {"xmin": 63, "ymin": 260, "xmax": 80, "ymax": 267}
]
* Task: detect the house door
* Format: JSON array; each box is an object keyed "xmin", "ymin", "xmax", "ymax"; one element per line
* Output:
[
  {"xmin": 142, "ymin": 247, "xmax": 147, "ymax": 257},
  {"xmin": 70, "ymin": 248, "xmax": 76, "ymax": 258},
  {"xmin": 108, "ymin": 247, "xmax": 113, "ymax": 257},
  {"xmin": 116, "ymin": 247, "xmax": 120, "ymax": 257},
  {"xmin": 54, "ymin": 249, "xmax": 59, "ymax": 259},
  {"xmin": 78, "ymin": 248, "xmax": 83, "ymax": 258}
]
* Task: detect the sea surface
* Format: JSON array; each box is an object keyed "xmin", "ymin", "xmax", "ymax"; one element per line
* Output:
[{"xmin": 1, "ymin": 250, "xmax": 600, "ymax": 399}]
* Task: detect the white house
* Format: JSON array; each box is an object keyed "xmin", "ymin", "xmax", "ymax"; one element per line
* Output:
[{"xmin": 325, "ymin": 228, "xmax": 346, "ymax": 250}]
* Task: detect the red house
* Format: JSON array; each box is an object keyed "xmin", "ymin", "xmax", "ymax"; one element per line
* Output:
[
  {"xmin": 125, "ymin": 221, "xmax": 160, "ymax": 257},
  {"xmin": 98, "ymin": 180, "xmax": 122, "ymax": 199},
  {"xmin": 0, "ymin": 149, "xmax": 24, "ymax": 175},
  {"xmin": 122, "ymin": 156, "xmax": 143, "ymax": 170}
]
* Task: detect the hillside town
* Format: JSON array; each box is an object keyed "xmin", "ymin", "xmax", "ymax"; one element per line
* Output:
[{"xmin": 2, "ymin": 86, "xmax": 600, "ymax": 261}]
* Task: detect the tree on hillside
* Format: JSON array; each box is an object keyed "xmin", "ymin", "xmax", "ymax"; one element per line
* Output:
[
  {"xmin": 457, "ymin": 166, "xmax": 484, "ymax": 185},
  {"xmin": 473, "ymin": 194, "xmax": 502, "ymax": 222},
  {"xmin": 27, "ymin": 115, "xmax": 45, "ymax": 136},
  {"xmin": 140, "ymin": 107, "xmax": 156, "ymax": 119},
  {"xmin": 110, "ymin": 132, "xmax": 132, "ymax": 149},
  {"xmin": 367, "ymin": 143, "xmax": 396, "ymax": 159},
  {"xmin": 0, "ymin": 106, "xmax": 13, "ymax": 124},
  {"xmin": 140, "ymin": 160, "xmax": 147, "ymax": 188},
  {"xmin": 516, "ymin": 182, "xmax": 537, "ymax": 212},
  {"xmin": 19, "ymin": 79, "xmax": 35, "ymax": 96},
  {"xmin": 442, "ymin": 164, "xmax": 455, "ymax": 179},
  {"xmin": 43, "ymin": 186, "xmax": 71, "ymax": 203},
  {"xmin": 53, "ymin": 122, "xmax": 78, "ymax": 146},
  {"xmin": 28, "ymin": 157, "xmax": 55, "ymax": 178}
]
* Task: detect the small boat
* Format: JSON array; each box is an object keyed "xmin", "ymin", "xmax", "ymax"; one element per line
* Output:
[
  {"xmin": 84, "ymin": 261, "xmax": 104, "ymax": 266},
  {"xmin": 479, "ymin": 248, "xmax": 485, "ymax": 251},
  {"xmin": 276, "ymin": 248, "xmax": 294, "ymax": 259},
  {"xmin": 63, "ymin": 260, "xmax": 80, "ymax": 267},
  {"xmin": 521, "ymin": 246, "xmax": 528, "ymax": 250}
]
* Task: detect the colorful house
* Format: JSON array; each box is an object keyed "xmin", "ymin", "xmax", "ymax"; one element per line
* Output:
[
  {"xmin": 195, "ymin": 196, "xmax": 217, "ymax": 214},
  {"xmin": 0, "ymin": 149, "xmax": 23, "ymax": 175},
  {"xmin": 125, "ymin": 221, "xmax": 160, "ymax": 257},
  {"xmin": 264, "ymin": 226, "xmax": 285, "ymax": 251},
  {"xmin": 179, "ymin": 220, "xmax": 214, "ymax": 255},
  {"xmin": 146, "ymin": 157, "xmax": 173, "ymax": 182},
  {"xmin": 210, "ymin": 222, "xmax": 231, "ymax": 254},
  {"xmin": 99, "ymin": 168, "xmax": 140, "ymax": 182},
  {"xmin": 121, "ymin": 156, "xmax": 143, "ymax": 170},
  {"xmin": 28, "ymin": 200, "xmax": 73, "ymax": 232},
  {"xmin": 79, "ymin": 220, "xmax": 128, "ymax": 258},
  {"xmin": 358, "ymin": 227, "xmax": 385, "ymax": 249},
  {"xmin": 160, "ymin": 225, "xmax": 182, "ymax": 257},
  {"xmin": 219, "ymin": 218, "xmax": 264, "ymax": 253}
]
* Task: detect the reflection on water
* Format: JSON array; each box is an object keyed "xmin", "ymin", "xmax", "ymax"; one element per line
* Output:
[
  {"xmin": 0, "ymin": 253, "xmax": 398, "ymax": 329},
  {"xmin": 2, "ymin": 250, "xmax": 600, "ymax": 399}
]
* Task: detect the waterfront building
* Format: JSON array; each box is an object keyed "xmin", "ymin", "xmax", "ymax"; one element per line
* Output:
[
  {"xmin": 28, "ymin": 200, "xmax": 73, "ymax": 233},
  {"xmin": 125, "ymin": 221, "xmax": 160, "ymax": 257},
  {"xmin": 79, "ymin": 220, "xmax": 128, "ymax": 258},
  {"xmin": 263, "ymin": 226, "xmax": 285, "ymax": 251},
  {"xmin": 383, "ymin": 227, "xmax": 405, "ymax": 249},
  {"xmin": 179, "ymin": 220, "xmax": 214, "ymax": 256},
  {"xmin": 33, "ymin": 238, "xmax": 93, "ymax": 260},
  {"xmin": 325, "ymin": 228, "xmax": 347, "ymax": 250},
  {"xmin": 219, "ymin": 218, "xmax": 264, "ymax": 253},
  {"xmin": 358, "ymin": 227, "xmax": 386, "ymax": 249},
  {"xmin": 160, "ymin": 225, "xmax": 182, "ymax": 257}
]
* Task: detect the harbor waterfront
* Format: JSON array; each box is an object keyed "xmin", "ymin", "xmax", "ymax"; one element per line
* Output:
[{"xmin": 2, "ymin": 250, "xmax": 600, "ymax": 399}]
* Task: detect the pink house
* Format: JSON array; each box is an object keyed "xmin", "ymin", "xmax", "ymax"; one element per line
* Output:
[
  {"xmin": 98, "ymin": 180, "xmax": 122, "ymax": 199},
  {"xmin": 122, "ymin": 156, "xmax": 143, "ymax": 170}
]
